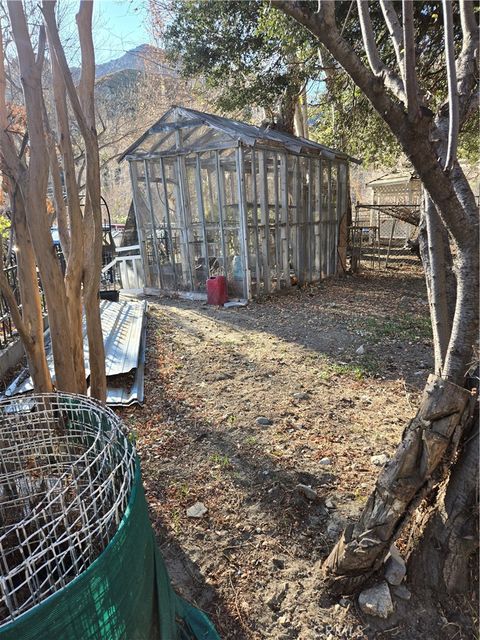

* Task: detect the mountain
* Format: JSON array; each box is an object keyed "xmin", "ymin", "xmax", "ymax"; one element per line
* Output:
[
  {"xmin": 71, "ymin": 44, "xmax": 177, "ymax": 83},
  {"xmin": 94, "ymin": 44, "xmax": 177, "ymax": 79}
]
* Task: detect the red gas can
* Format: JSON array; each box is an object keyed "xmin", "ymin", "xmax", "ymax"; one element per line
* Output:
[{"xmin": 206, "ymin": 276, "xmax": 228, "ymax": 305}]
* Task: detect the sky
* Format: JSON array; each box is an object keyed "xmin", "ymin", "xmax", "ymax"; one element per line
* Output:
[
  {"xmin": 54, "ymin": 0, "xmax": 152, "ymax": 66},
  {"xmin": 91, "ymin": 0, "xmax": 151, "ymax": 64}
]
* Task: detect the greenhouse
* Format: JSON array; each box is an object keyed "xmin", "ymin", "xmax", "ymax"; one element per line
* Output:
[{"xmin": 120, "ymin": 106, "xmax": 358, "ymax": 300}]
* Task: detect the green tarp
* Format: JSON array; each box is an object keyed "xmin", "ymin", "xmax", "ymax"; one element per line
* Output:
[{"xmin": 0, "ymin": 459, "xmax": 220, "ymax": 640}]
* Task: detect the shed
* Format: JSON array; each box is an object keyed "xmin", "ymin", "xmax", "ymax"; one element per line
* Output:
[
  {"xmin": 367, "ymin": 171, "xmax": 421, "ymax": 242},
  {"xmin": 120, "ymin": 106, "xmax": 358, "ymax": 300}
]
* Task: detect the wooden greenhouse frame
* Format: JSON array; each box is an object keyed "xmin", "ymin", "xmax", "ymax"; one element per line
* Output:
[{"xmin": 120, "ymin": 106, "xmax": 359, "ymax": 300}]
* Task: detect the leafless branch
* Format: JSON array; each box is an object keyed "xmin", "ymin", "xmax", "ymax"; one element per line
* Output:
[
  {"xmin": 379, "ymin": 0, "xmax": 404, "ymax": 81},
  {"xmin": 442, "ymin": 0, "xmax": 458, "ymax": 172},
  {"xmin": 402, "ymin": 0, "xmax": 419, "ymax": 121},
  {"xmin": 356, "ymin": 0, "xmax": 406, "ymax": 104}
]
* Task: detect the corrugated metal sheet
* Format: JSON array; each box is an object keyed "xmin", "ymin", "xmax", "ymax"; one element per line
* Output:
[
  {"xmin": 119, "ymin": 106, "xmax": 361, "ymax": 164},
  {"xmin": 5, "ymin": 300, "xmax": 146, "ymax": 405}
]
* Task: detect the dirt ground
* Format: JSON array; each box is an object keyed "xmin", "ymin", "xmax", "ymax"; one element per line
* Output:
[{"xmin": 119, "ymin": 266, "xmax": 475, "ymax": 640}]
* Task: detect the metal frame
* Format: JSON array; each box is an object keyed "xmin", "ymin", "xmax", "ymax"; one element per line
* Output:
[
  {"xmin": 0, "ymin": 393, "xmax": 136, "ymax": 624},
  {"xmin": 125, "ymin": 108, "xmax": 353, "ymax": 300}
]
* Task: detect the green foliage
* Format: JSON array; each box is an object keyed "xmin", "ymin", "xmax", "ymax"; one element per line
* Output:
[
  {"xmin": 164, "ymin": 0, "xmax": 317, "ymax": 117},
  {"xmin": 309, "ymin": 76, "xmax": 401, "ymax": 167},
  {"xmin": 0, "ymin": 214, "xmax": 10, "ymax": 240},
  {"xmin": 161, "ymin": 0, "xmax": 476, "ymax": 166}
]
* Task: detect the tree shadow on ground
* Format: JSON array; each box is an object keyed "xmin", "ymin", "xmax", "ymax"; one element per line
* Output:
[{"xmin": 153, "ymin": 270, "xmax": 432, "ymax": 387}]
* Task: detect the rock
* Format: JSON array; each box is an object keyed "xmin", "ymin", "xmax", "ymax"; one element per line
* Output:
[
  {"xmin": 325, "ymin": 498, "xmax": 335, "ymax": 509},
  {"xmin": 319, "ymin": 457, "xmax": 332, "ymax": 465},
  {"xmin": 384, "ymin": 544, "xmax": 406, "ymax": 585},
  {"xmin": 295, "ymin": 483, "xmax": 317, "ymax": 500},
  {"xmin": 356, "ymin": 344, "xmax": 365, "ymax": 355},
  {"xmin": 392, "ymin": 584, "xmax": 411, "ymax": 601},
  {"xmin": 358, "ymin": 581, "xmax": 394, "ymax": 619},
  {"xmin": 266, "ymin": 582, "xmax": 289, "ymax": 611},
  {"xmin": 293, "ymin": 392, "xmax": 310, "ymax": 400},
  {"xmin": 186, "ymin": 502, "xmax": 208, "ymax": 518},
  {"xmin": 371, "ymin": 453, "xmax": 389, "ymax": 466},
  {"xmin": 272, "ymin": 557, "xmax": 286, "ymax": 570},
  {"xmin": 256, "ymin": 416, "xmax": 273, "ymax": 426},
  {"xmin": 326, "ymin": 521, "xmax": 342, "ymax": 539}
]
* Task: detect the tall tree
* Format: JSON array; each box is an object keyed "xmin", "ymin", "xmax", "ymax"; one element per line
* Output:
[
  {"xmin": 0, "ymin": 0, "xmax": 106, "ymax": 401},
  {"xmin": 272, "ymin": 0, "xmax": 478, "ymax": 596},
  {"xmin": 157, "ymin": 0, "xmax": 317, "ymax": 133}
]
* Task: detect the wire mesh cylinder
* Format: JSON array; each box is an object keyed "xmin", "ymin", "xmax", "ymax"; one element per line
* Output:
[{"xmin": 0, "ymin": 393, "xmax": 136, "ymax": 626}]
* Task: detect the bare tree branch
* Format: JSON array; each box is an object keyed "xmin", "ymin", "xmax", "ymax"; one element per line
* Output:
[
  {"xmin": 356, "ymin": 0, "xmax": 406, "ymax": 104},
  {"xmin": 402, "ymin": 0, "xmax": 419, "ymax": 121},
  {"xmin": 442, "ymin": 0, "xmax": 458, "ymax": 171},
  {"xmin": 0, "ymin": 267, "xmax": 32, "ymax": 348},
  {"xmin": 455, "ymin": 0, "xmax": 479, "ymax": 125},
  {"xmin": 379, "ymin": 0, "xmax": 404, "ymax": 81}
]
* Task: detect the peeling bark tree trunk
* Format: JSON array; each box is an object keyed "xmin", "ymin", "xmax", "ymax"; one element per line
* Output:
[
  {"xmin": 7, "ymin": 0, "xmax": 78, "ymax": 393},
  {"xmin": 322, "ymin": 375, "xmax": 474, "ymax": 594},
  {"xmin": 407, "ymin": 409, "xmax": 478, "ymax": 595},
  {"xmin": 12, "ymin": 191, "xmax": 52, "ymax": 392}
]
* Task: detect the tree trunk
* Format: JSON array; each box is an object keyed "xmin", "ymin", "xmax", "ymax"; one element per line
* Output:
[
  {"xmin": 49, "ymin": 51, "xmax": 87, "ymax": 394},
  {"xmin": 13, "ymin": 192, "xmax": 52, "ymax": 393},
  {"xmin": 407, "ymin": 409, "xmax": 478, "ymax": 594},
  {"xmin": 322, "ymin": 375, "xmax": 474, "ymax": 594},
  {"xmin": 8, "ymin": 0, "xmax": 78, "ymax": 394}
]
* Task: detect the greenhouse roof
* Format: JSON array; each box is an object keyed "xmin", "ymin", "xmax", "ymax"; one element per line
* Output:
[{"xmin": 119, "ymin": 105, "xmax": 361, "ymax": 164}]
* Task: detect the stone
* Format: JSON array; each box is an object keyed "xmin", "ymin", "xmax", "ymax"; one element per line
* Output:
[
  {"xmin": 358, "ymin": 581, "xmax": 394, "ymax": 619},
  {"xmin": 186, "ymin": 502, "xmax": 208, "ymax": 518},
  {"xmin": 256, "ymin": 416, "xmax": 273, "ymax": 426},
  {"xmin": 371, "ymin": 453, "xmax": 389, "ymax": 466},
  {"xmin": 384, "ymin": 544, "xmax": 406, "ymax": 585},
  {"xmin": 319, "ymin": 457, "xmax": 332, "ymax": 465},
  {"xmin": 326, "ymin": 521, "xmax": 342, "ymax": 539},
  {"xmin": 295, "ymin": 483, "xmax": 317, "ymax": 500},
  {"xmin": 293, "ymin": 392, "xmax": 310, "ymax": 400},
  {"xmin": 272, "ymin": 557, "xmax": 286, "ymax": 570},
  {"xmin": 266, "ymin": 582, "xmax": 289, "ymax": 611},
  {"xmin": 325, "ymin": 498, "xmax": 335, "ymax": 509},
  {"xmin": 356, "ymin": 344, "xmax": 365, "ymax": 355},
  {"xmin": 392, "ymin": 584, "xmax": 411, "ymax": 601}
]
